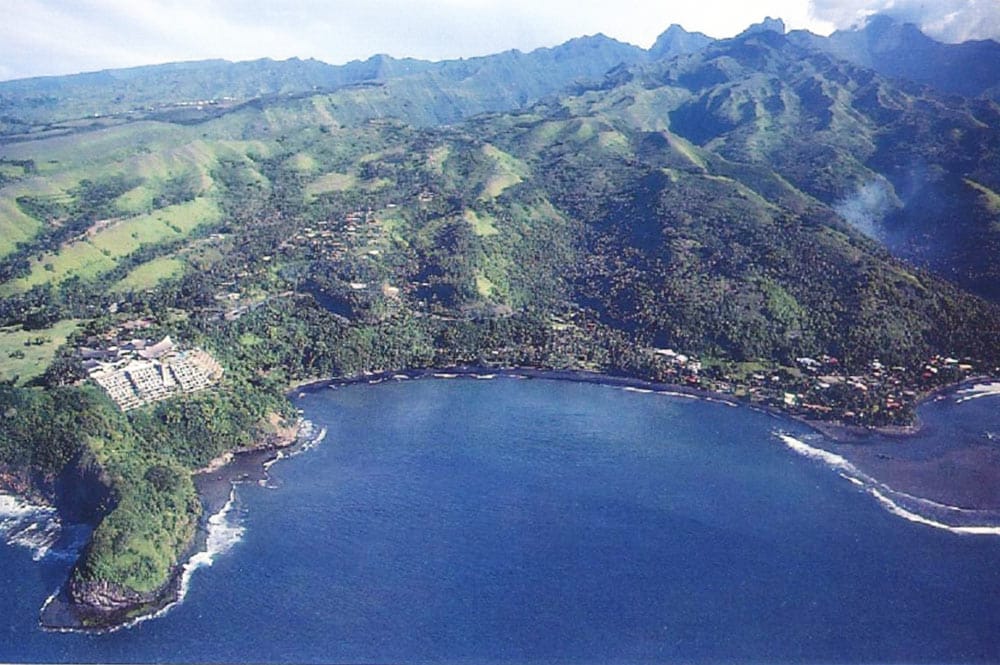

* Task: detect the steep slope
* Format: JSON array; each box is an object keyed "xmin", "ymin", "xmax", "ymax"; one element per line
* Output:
[
  {"xmin": 649, "ymin": 24, "xmax": 714, "ymax": 59},
  {"xmin": 470, "ymin": 104, "xmax": 1000, "ymax": 368},
  {"xmin": 790, "ymin": 15, "xmax": 1000, "ymax": 100},
  {"xmin": 614, "ymin": 28, "xmax": 1000, "ymax": 301}
]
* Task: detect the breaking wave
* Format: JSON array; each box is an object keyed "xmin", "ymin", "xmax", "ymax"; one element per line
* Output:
[
  {"xmin": 775, "ymin": 432, "xmax": 1000, "ymax": 536},
  {"xmin": 166, "ymin": 421, "xmax": 329, "ymax": 618},
  {"xmin": 184, "ymin": 488, "xmax": 245, "ymax": 576},
  {"xmin": 620, "ymin": 385, "xmax": 738, "ymax": 407},
  {"xmin": 0, "ymin": 494, "xmax": 89, "ymax": 562},
  {"xmin": 295, "ymin": 420, "xmax": 327, "ymax": 456},
  {"xmin": 262, "ymin": 420, "xmax": 327, "ymax": 481},
  {"xmin": 955, "ymin": 382, "xmax": 1000, "ymax": 404},
  {"xmin": 166, "ymin": 420, "xmax": 329, "ymax": 619},
  {"xmin": 109, "ymin": 487, "xmax": 246, "ymax": 633}
]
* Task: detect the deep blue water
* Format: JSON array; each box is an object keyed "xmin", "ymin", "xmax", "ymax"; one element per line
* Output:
[{"xmin": 3, "ymin": 377, "xmax": 1000, "ymax": 663}]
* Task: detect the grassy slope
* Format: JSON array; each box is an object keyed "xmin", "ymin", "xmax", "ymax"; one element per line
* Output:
[
  {"xmin": 112, "ymin": 257, "xmax": 186, "ymax": 292},
  {"xmin": 0, "ymin": 319, "xmax": 81, "ymax": 385},
  {"xmin": 0, "ymin": 118, "xmax": 270, "ymax": 263},
  {"xmin": 4, "ymin": 197, "xmax": 219, "ymax": 291}
]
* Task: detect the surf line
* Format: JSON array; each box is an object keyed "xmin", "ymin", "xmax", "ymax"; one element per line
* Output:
[
  {"xmin": 955, "ymin": 381, "xmax": 1000, "ymax": 404},
  {"xmin": 113, "ymin": 486, "xmax": 246, "ymax": 633},
  {"xmin": 775, "ymin": 432, "xmax": 1000, "ymax": 536},
  {"xmin": 867, "ymin": 488, "xmax": 1000, "ymax": 536},
  {"xmin": 0, "ymin": 494, "xmax": 63, "ymax": 561},
  {"xmin": 136, "ymin": 418, "xmax": 328, "ymax": 627},
  {"xmin": 128, "ymin": 419, "xmax": 329, "ymax": 630}
]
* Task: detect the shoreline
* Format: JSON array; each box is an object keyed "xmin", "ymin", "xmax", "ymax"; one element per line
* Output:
[
  {"xmin": 787, "ymin": 375, "xmax": 996, "ymax": 444},
  {"xmin": 29, "ymin": 366, "xmax": 1000, "ymax": 633},
  {"xmin": 293, "ymin": 365, "xmax": 745, "ymax": 405},
  {"xmin": 301, "ymin": 365, "xmax": 1000, "ymax": 514},
  {"xmin": 294, "ymin": 364, "xmax": 995, "ymax": 442}
]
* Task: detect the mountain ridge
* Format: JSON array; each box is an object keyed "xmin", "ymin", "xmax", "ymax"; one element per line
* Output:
[
  {"xmin": 0, "ymin": 23, "xmax": 732, "ymax": 135},
  {"xmin": 789, "ymin": 14, "xmax": 1000, "ymax": 99}
]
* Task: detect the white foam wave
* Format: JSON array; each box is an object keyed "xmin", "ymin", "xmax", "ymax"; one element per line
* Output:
[
  {"xmin": 301, "ymin": 425, "xmax": 327, "ymax": 453},
  {"xmin": 839, "ymin": 473, "xmax": 865, "ymax": 487},
  {"xmin": 888, "ymin": 488, "xmax": 980, "ymax": 514},
  {"xmin": 0, "ymin": 494, "xmax": 62, "ymax": 561},
  {"xmin": 657, "ymin": 390, "xmax": 700, "ymax": 400},
  {"xmin": 113, "ymin": 487, "xmax": 245, "ymax": 632},
  {"xmin": 620, "ymin": 385, "xmax": 738, "ymax": 407},
  {"xmin": 776, "ymin": 433, "xmax": 857, "ymax": 474},
  {"xmin": 775, "ymin": 432, "xmax": 1000, "ymax": 536},
  {"xmin": 187, "ymin": 489, "xmax": 245, "ymax": 571},
  {"xmin": 261, "ymin": 421, "xmax": 327, "ymax": 479},
  {"xmin": 867, "ymin": 489, "xmax": 1000, "ymax": 536},
  {"xmin": 956, "ymin": 382, "xmax": 1000, "ymax": 404}
]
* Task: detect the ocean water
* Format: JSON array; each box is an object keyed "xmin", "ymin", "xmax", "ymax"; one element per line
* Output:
[{"xmin": 3, "ymin": 377, "xmax": 1000, "ymax": 663}]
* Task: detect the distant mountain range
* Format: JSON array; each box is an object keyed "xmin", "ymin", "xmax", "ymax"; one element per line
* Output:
[
  {"xmin": 3, "ymin": 14, "xmax": 998, "ymax": 133},
  {"xmin": 0, "ymin": 31, "xmax": 656, "ymax": 131}
]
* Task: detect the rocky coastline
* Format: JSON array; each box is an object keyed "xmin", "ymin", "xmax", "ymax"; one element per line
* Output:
[
  {"xmin": 6, "ymin": 366, "xmax": 997, "ymax": 633},
  {"xmin": 35, "ymin": 417, "xmax": 317, "ymax": 634}
]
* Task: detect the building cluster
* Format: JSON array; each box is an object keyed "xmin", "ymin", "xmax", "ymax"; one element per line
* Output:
[
  {"xmin": 653, "ymin": 348, "xmax": 703, "ymax": 375},
  {"xmin": 280, "ymin": 208, "xmax": 385, "ymax": 264},
  {"xmin": 760, "ymin": 353, "xmax": 978, "ymax": 424},
  {"xmin": 81, "ymin": 336, "xmax": 223, "ymax": 411}
]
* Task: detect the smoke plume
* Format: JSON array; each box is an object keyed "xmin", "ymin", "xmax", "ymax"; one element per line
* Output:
[{"xmin": 834, "ymin": 178, "xmax": 900, "ymax": 239}]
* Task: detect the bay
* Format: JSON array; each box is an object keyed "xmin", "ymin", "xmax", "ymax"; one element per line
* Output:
[{"xmin": 3, "ymin": 377, "xmax": 1000, "ymax": 663}]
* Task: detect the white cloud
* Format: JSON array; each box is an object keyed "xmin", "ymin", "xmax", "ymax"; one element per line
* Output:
[{"xmin": 808, "ymin": 0, "xmax": 1000, "ymax": 42}]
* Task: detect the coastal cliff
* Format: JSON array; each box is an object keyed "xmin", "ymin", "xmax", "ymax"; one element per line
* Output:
[
  {"xmin": 35, "ymin": 412, "xmax": 305, "ymax": 632},
  {"xmin": 0, "ymin": 449, "xmax": 115, "ymax": 525},
  {"xmin": 66, "ymin": 578, "xmax": 174, "ymax": 623}
]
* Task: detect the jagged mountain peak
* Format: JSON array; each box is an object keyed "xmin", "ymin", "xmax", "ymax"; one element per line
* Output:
[
  {"xmin": 739, "ymin": 17, "xmax": 787, "ymax": 38},
  {"xmin": 649, "ymin": 24, "xmax": 714, "ymax": 60}
]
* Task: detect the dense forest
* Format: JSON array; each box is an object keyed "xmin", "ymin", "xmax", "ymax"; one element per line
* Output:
[{"xmin": 1, "ymin": 17, "xmax": 999, "ymax": 625}]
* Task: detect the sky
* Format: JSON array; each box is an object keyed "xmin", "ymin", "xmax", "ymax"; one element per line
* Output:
[{"xmin": 1, "ymin": 0, "xmax": 999, "ymax": 82}]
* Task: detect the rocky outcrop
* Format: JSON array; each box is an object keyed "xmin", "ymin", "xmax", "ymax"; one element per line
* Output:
[
  {"xmin": 53, "ymin": 570, "xmax": 183, "ymax": 630},
  {"xmin": 1, "ymin": 449, "xmax": 114, "ymax": 522},
  {"xmin": 68, "ymin": 578, "xmax": 159, "ymax": 613},
  {"xmin": 0, "ymin": 464, "xmax": 55, "ymax": 505}
]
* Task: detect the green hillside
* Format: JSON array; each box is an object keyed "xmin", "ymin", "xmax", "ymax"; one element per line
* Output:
[{"xmin": 0, "ymin": 19, "xmax": 998, "ymax": 629}]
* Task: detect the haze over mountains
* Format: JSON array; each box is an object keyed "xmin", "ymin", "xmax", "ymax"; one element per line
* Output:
[{"xmin": 3, "ymin": 13, "xmax": 999, "ymax": 127}]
